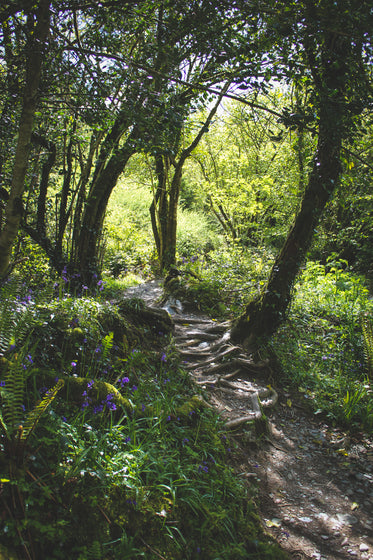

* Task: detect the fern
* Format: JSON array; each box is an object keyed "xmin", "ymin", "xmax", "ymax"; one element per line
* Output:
[
  {"xmin": 0, "ymin": 278, "xmax": 36, "ymax": 356},
  {"xmin": 21, "ymin": 379, "xmax": 64, "ymax": 443},
  {"xmin": 1, "ymin": 354, "xmax": 26, "ymax": 438},
  {"xmin": 101, "ymin": 331, "xmax": 114, "ymax": 362},
  {"xmin": 362, "ymin": 313, "xmax": 373, "ymax": 378}
]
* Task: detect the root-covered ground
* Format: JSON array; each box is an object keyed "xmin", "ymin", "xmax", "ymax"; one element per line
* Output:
[{"xmin": 124, "ymin": 280, "xmax": 373, "ymax": 560}]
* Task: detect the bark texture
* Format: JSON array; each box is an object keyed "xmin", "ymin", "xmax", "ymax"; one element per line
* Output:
[{"xmin": 0, "ymin": 2, "xmax": 50, "ymax": 277}]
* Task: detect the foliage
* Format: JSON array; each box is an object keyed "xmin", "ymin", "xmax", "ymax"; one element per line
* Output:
[
  {"xmin": 174, "ymin": 244, "xmax": 275, "ymax": 318},
  {"xmin": 0, "ymin": 278, "xmax": 284, "ymax": 560},
  {"xmin": 189, "ymin": 94, "xmax": 310, "ymax": 249},
  {"xmin": 271, "ymin": 260, "xmax": 373, "ymax": 431},
  {"xmin": 176, "ymin": 209, "xmax": 223, "ymax": 258}
]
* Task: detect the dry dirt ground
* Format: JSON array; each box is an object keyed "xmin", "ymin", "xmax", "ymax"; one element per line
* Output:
[{"xmin": 123, "ymin": 280, "xmax": 373, "ymax": 560}]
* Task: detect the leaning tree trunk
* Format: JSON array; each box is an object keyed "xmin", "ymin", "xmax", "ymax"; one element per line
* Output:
[
  {"xmin": 0, "ymin": 2, "xmax": 50, "ymax": 278},
  {"xmin": 231, "ymin": 32, "xmax": 353, "ymax": 349},
  {"xmin": 74, "ymin": 143, "xmax": 134, "ymax": 286},
  {"xmin": 231, "ymin": 120, "xmax": 343, "ymax": 347}
]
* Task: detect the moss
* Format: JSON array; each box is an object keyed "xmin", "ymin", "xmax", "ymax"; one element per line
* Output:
[
  {"xmin": 60, "ymin": 376, "xmax": 133, "ymax": 414},
  {"xmin": 175, "ymin": 395, "xmax": 208, "ymax": 420}
]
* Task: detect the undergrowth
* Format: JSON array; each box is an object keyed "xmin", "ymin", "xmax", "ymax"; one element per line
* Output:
[
  {"xmin": 0, "ymin": 278, "xmax": 285, "ymax": 560},
  {"xmin": 271, "ymin": 259, "xmax": 373, "ymax": 432}
]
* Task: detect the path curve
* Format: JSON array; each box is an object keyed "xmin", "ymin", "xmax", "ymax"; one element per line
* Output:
[{"xmin": 122, "ymin": 280, "xmax": 373, "ymax": 560}]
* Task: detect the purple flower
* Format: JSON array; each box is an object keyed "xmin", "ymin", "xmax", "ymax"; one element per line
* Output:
[
  {"xmin": 93, "ymin": 404, "xmax": 104, "ymax": 414},
  {"xmin": 0, "ymin": 380, "xmax": 5, "ymax": 387},
  {"xmin": 141, "ymin": 404, "xmax": 146, "ymax": 412},
  {"xmin": 124, "ymin": 436, "xmax": 131, "ymax": 443},
  {"xmin": 97, "ymin": 280, "xmax": 105, "ymax": 291},
  {"xmin": 131, "ymin": 385, "xmax": 138, "ymax": 392},
  {"xmin": 87, "ymin": 379, "xmax": 94, "ymax": 389},
  {"xmin": 71, "ymin": 361, "xmax": 77, "ymax": 368},
  {"xmin": 119, "ymin": 377, "xmax": 130, "ymax": 386},
  {"xmin": 103, "ymin": 393, "xmax": 117, "ymax": 410},
  {"xmin": 161, "ymin": 352, "xmax": 167, "ymax": 362}
]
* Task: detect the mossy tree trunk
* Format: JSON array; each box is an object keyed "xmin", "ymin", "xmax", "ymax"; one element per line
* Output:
[{"xmin": 72, "ymin": 128, "xmax": 137, "ymax": 286}]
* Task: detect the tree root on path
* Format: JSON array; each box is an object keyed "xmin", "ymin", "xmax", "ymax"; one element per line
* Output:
[{"xmin": 223, "ymin": 387, "xmax": 278, "ymax": 430}]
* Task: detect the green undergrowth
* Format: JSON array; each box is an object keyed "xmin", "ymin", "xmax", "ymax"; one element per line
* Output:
[
  {"xmin": 0, "ymin": 280, "xmax": 286, "ymax": 560},
  {"xmin": 271, "ymin": 259, "xmax": 373, "ymax": 432},
  {"xmin": 170, "ymin": 244, "xmax": 275, "ymax": 319}
]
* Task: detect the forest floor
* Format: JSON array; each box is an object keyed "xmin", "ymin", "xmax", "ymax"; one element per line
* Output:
[{"xmin": 123, "ymin": 279, "xmax": 373, "ymax": 560}]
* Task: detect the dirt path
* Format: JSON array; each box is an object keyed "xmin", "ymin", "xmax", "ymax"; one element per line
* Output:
[{"xmin": 123, "ymin": 281, "xmax": 373, "ymax": 560}]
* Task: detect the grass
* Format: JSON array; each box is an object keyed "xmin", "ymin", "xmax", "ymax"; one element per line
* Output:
[
  {"xmin": 271, "ymin": 259, "xmax": 373, "ymax": 431},
  {"xmin": 0, "ymin": 277, "xmax": 286, "ymax": 560}
]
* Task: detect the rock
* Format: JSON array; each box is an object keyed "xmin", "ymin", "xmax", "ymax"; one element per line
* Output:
[{"xmin": 360, "ymin": 544, "xmax": 369, "ymax": 552}]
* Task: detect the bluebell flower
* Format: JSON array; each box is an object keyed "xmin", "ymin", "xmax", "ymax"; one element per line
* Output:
[{"xmin": 93, "ymin": 404, "xmax": 104, "ymax": 414}]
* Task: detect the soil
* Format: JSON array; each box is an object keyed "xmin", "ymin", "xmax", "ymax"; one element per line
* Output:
[{"xmin": 122, "ymin": 280, "xmax": 373, "ymax": 560}]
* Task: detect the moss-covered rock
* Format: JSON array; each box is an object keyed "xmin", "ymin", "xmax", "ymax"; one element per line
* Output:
[{"xmin": 60, "ymin": 376, "xmax": 133, "ymax": 414}]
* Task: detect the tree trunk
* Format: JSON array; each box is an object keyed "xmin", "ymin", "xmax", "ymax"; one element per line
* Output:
[
  {"xmin": 150, "ymin": 84, "xmax": 229, "ymax": 272},
  {"xmin": 0, "ymin": 2, "xmax": 50, "ymax": 278},
  {"xmin": 74, "ymin": 142, "xmax": 135, "ymax": 285},
  {"xmin": 231, "ymin": 120, "xmax": 343, "ymax": 347},
  {"xmin": 231, "ymin": 30, "xmax": 353, "ymax": 349}
]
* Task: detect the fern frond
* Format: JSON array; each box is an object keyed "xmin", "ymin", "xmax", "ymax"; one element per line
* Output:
[
  {"xmin": 0, "ymin": 298, "xmax": 17, "ymax": 356},
  {"xmin": 0, "ymin": 280, "xmax": 36, "ymax": 356},
  {"xmin": 362, "ymin": 313, "xmax": 373, "ymax": 378},
  {"xmin": 101, "ymin": 331, "xmax": 114, "ymax": 361},
  {"xmin": 22, "ymin": 379, "xmax": 64, "ymax": 443},
  {"xmin": 3, "ymin": 356, "xmax": 26, "ymax": 437},
  {"xmin": 0, "ymin": 408, "xmax": 10, "ymax": 439}
]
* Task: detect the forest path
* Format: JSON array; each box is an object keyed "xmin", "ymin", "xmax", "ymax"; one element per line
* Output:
[{"xmin": 123, "ymin": 280, "xmax": 373, "ymax": 560}]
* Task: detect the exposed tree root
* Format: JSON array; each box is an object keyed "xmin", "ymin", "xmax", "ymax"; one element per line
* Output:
[{"xmin": 143, "ymin": 294, "xmax": 280, "ymax": 437}]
